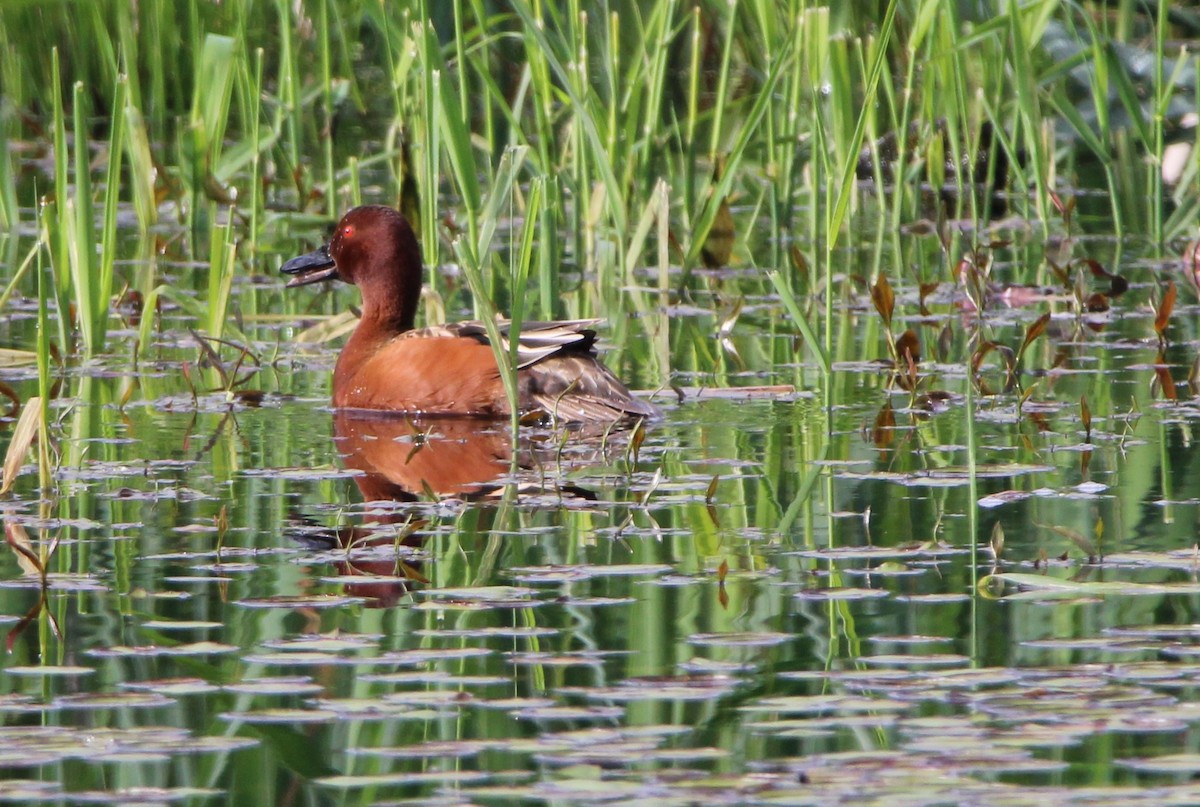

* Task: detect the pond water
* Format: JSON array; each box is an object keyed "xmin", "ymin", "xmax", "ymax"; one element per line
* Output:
[{"xmin": 3, "ymin": 217, "xmax": 1200, "ymax": 805}]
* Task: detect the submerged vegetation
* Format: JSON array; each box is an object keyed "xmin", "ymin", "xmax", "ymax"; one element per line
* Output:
[{"xmin": 1, "ymin": 1, "xmax": 1200, "ymax": 802}]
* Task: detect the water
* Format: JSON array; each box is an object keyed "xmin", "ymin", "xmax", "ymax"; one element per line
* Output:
[{"xmin": 3, "ymin": 222, "xmax": 1200, "ymax": 804}]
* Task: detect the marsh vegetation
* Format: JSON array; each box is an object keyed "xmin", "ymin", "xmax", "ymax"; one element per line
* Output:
[{"xmin": 1, "ymin": 1, "xmax": 1200, "ymax": 802}]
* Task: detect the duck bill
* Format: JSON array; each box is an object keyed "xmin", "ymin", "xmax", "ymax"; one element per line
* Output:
[{"xmin": 281, "ymin": 245, "xmax": 340, "ymax": 287}]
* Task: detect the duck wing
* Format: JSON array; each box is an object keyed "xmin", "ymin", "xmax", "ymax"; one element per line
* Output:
[
  {"xmin": 406, "ymin": 319, "xmax": 601, "ymax": 368},
  {"xmin": 402, "ymin": 319, "xmax": 658, "ymax": 422}
]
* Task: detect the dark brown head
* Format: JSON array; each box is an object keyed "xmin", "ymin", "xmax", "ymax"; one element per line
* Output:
[{"xmin": 282, "ymin": 205, "xmax": 424, "ymax": 332}]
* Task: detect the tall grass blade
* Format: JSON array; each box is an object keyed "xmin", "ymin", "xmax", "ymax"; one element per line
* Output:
[
  {"xmin": 70, "ymin": 81, "xmax": 99, "ymax": 353},
  {"xmin": 95, "ymin": 74, "xmax": 129, "ymax": 355},
  {"xmin": 454, "ymin": 147, "xmax": 528, "ymax": 429}
]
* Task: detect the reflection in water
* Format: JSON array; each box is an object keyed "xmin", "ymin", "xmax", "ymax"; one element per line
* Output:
[
  {"xmin": 334, "ymin": 412, "xmax": 516, "ymax": 502},
  {"xmin": 291, "ymin": 412, "xmax": 614, "ymax": 605}
]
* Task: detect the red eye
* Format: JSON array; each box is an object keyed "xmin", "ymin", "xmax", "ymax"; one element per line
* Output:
[{"xmin": 342, "ymin": 225, "xmax": 355, "ymax": 238}]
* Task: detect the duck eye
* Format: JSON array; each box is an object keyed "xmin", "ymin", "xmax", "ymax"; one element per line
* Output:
[{"xmin": 342, "ymin": 225, "xmax": 355, "ymax": 239}]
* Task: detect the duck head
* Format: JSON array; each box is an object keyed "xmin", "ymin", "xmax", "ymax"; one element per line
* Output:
[{"xmin": 281, "ymin": 205, "xmax": 424, "ymax": 331}]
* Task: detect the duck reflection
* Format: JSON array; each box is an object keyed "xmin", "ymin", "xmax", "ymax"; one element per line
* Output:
[
  {"xmin": 291, "ymin": 412, "xmax": 612, "ymax": 606},
  {"xmin": 335, "ymin": 411, "xmax": 517, "ymax": 502}
]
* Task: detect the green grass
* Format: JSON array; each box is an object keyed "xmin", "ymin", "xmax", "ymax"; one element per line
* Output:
[
  {"xmin": 0, "ymin": 1, "xmax": 1195, "ymax": 510},
  {"xmin": 2, "ymin": 4, "xmax": 1189, "ymax": 295}
]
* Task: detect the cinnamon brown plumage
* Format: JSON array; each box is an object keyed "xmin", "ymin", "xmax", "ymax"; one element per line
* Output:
[{"xmin": 282, "ymin": 205, "xmax": 658, "ymax": 423}]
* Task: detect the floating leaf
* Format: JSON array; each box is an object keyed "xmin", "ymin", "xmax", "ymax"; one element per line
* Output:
[
  {"xmin": 984, "ymin": 572, "xmax": 1200, "ymax": 597},
  {"xmin": 0, "ymin": 349, "xmax": 37, "ymax": 368}
]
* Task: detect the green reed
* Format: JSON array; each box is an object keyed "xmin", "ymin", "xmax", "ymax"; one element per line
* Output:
[
  {"xmin": 0, "ymin": 0, "xmax": 1193, "ymax": 373},
  {"xmin": 452, "ymin": 147, "xmax": 531, "ymax": 438},
  {"xmin": 0, "ymin": 118, "xmax": 14, "ymax": 231}
]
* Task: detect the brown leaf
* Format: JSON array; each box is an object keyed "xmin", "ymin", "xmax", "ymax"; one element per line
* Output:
[
  {"xmin": 971, "ymin": 341, "xmax": 1000, "ymax": 375},
  {"xmin": 1153, "ymin": 351, "xmax": 1177, "ymax": 401},
  {"xmin": 1074, "ymin": 258, "xmax": 1126, "ymax": 296},
  {"xmin": 789, "ymin": 246, "xmax": 808, "ymax": 281},
  {"xmin": 1018, "ymin": 383, "xmax": 1038, "ymax": 413},
  {"xmin": 0, "ymin": 382, "xmax": 19, "ymax": 419},
  {"xmin": 234, "ymin": 390, "xmax": 266, "ymax": 406},
  {"xmin": 1045, "ymin": 524, "xmax": 1096, "ymax": 562},
  {"xmin": 1046, "ymin": 258, "xmax": 1070, "ymax": 287},
  {"xmin": 1049, "ymin": 190, "xmax": 1076, "ymax": 219},
  {"xmin": 628, "ymin": 420, "xmax": 646, "ymax": 466},
  {"xmin": 1080, "ymin": 395, "xmax": 1092, "ymax": 442},
  {"xmin": 216, "ymin": 505, "xmax": 229, "ymax": 541},
  {"xmin": 872, "ymin": 401, "xmax": 895, "ymax": 449},
  {"xmin": 895, "ymin": 329, "xmax": 921, "ymax": 366},
  {"xmin": 717, "ymin": 558, "xmax": 729, "ymax": 583},
  {"xmin": 5, "ymin": 522, "xmax": 42, "ymax": 576},
  {"xmin": 1155, "ymin": 281, "xmax": 1177, "ymax": 338},
  {"xmin": 7, "ymin": 591, "xmax": 47, "ymax": 653},
  {"xmin": 870, "ymin": 273, "xmax": 895, "ymax": 330},
  {"xmin": 705, "ymin": 475, "xmax": 720, "ymax": 527},
  {"xmin": 918, "ymin": 282, "xmax": 939, "ymax": 314},
  {"xmin": 1016, "ymin": 311, "xmax": 1052, "ymax": 365},
  {"xmin": 705, "ymin": 475, "xmax": 719, "ymax": 505}
]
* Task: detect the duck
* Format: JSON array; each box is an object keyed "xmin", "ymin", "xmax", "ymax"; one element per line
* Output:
[{"xmin": 281, "ymin": 205, "xmax": 659, "ymax": 423}]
